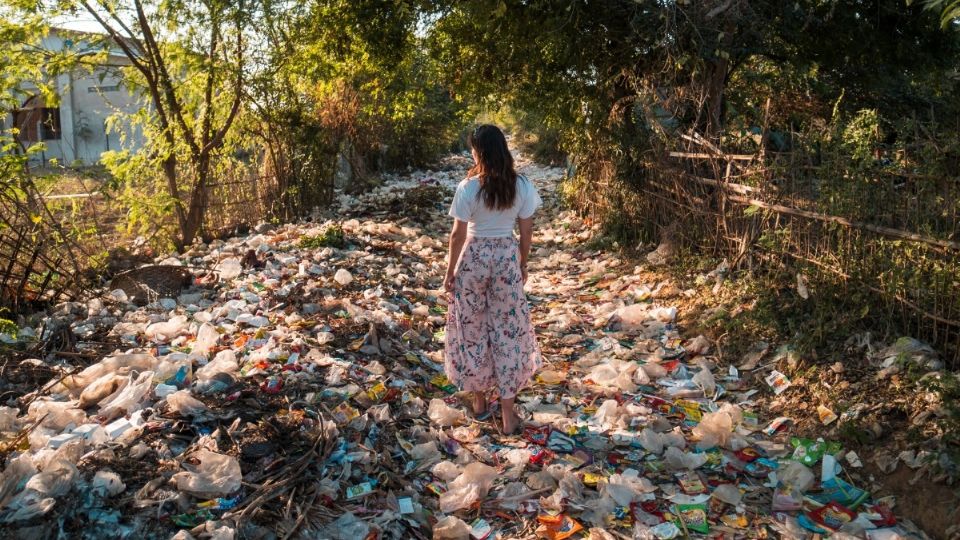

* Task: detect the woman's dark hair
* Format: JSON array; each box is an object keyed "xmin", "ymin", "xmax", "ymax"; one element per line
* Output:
[{"xmin": 467, "ymin": 124, "xmax": 518, "ymax": 211}]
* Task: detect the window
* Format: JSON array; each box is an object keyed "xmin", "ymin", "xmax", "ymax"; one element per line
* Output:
[
  {"xmin": 39, "ymin": 107, "xmax": 61, "ymax": 140},
  {"xmin": 88, "ymin": 85, "xmax": 120, "ymax": 93}
]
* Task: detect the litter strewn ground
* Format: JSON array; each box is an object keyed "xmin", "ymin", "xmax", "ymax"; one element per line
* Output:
[{"xmin": 0, "ymin": 153, "xmax": 947, "ymax": 539}]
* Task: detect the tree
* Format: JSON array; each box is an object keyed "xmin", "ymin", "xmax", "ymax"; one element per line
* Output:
[{"xmin": 55, "ymin": 0, "xmax": 251, "ymax": 250}]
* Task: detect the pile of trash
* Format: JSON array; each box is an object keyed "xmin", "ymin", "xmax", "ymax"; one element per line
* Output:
[{"xmin": 0, "ymin": 153, "xmax": 933, "ymax": 539}]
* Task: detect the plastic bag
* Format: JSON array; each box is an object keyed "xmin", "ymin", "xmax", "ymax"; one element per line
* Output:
[
  {"xmin": 0, "ymin": 454, "xmax": 37, "ymax": 508},
  {"xmin": 145, "ymin": 315, "xmax": 188, "ymax": 342},
  {"xmin": 0, "ymin": 406, "xmax": 19, "ymax": 432},
  {"xmin": 637, "ymin": 428, "xmax": 664, "ymax": 455},
  {"xmin": 25, "ymin": 459, "xmax": 77, "ymax": 497},
  {"xmin": 215, "ymin": 258, "xmax": 242, "ymax": 281},
  {"xmin": 91, "ymin": 470, "xmax": 126, "ymax": 498},
  {"xmin": 53, "ymin": 353, "xmax": 160, "ymax": 397},
  {"xmin": 601, "ymin": 470, "xmax": 656, "ymax": 505},
  {"xmin": 640, "ymin": 362, "xmax": 668, "ymax": 380},
  {"xmin": 664, "ymin": 447, "xmax": 708, "ymax": 470},
  {"xmin": 334, "ymin": 269, "xmax": 353, "ymax": 286},
  {"xmin": 592, "ymin": 400, "xmax": 622, "ymax": 431},
  {"xmin": 196, "ymin": 350, "xmax": 239, "ymax": 381},
  {"xmin": 166, "ymin": 390, "xmax": 209, "ymax": 417},
  {"xmin": 433, "ymin": 515, "xmax": 471, "ymax": 540},
  {"xmin": 711, "ymin": 483, "xmax": 742, "ymax": 505},
  {"xmin": 171, "ymin": 449, "xmax": 241, "ymax": 498},
  {"xmin": 613, "ymin": 304, "xmax": 648, "ymax": 332},
  {"xmin": 692, "ymin": 405, "xmax": 741, "ymax": 450},
  {"xmin": 27, "ymin": 400, "xmax": 86, "ymax": 431},
  {"xmin": 98, "ymin": 371, "xmax": 154, "ymax": 420},
  {"xmin": 78, "ymin": 373, "xmax": 128, "ymax": 409},
  {"xmin": 193, "ymin": 323, "xmax": 219, "ymax": 356},
  {"xmin": 692, "ymin": 365, "xmax": 715, "ymax": 397},
  {"xmin": 684, "ymin": 335, "xmax": 711, "ymax": 356},
  {"xmin": 0, "ymin": 490, "xmax": 56, "ymax": 523},
  {"xmin": 316, "ymin": 511, "xmax": 371, "ymax": 540},
  {"xmin": 428, "ymin": 398, "xmax": 465, "ymax": 427},
  {"xmin": 431, "ymin": 460, "xmax": 463, "ymax": 482},
  {"xmin": 439, "ymin": 462, "xmax": 497, "ymax": 512}
]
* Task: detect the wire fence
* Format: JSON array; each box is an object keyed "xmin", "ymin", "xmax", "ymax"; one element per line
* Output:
[{"xmin": 600, "ymin": 135, "xmax": 960, "ymax": 367}]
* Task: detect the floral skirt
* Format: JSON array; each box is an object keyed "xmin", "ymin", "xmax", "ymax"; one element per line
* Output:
[{"xmin": 444, "ymin": 237, "xmax": 541, "ymax": 398}]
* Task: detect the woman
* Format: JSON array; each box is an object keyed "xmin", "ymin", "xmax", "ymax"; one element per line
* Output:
[{"xmin": 444, "ymin": 124, "xmax": 542, "ymax": 434}]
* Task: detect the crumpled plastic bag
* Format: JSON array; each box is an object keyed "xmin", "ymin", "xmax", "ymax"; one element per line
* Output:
[
  {"xmin": 145, "ymin": 315, "xmax": 188, "ymax": 342},
  {"xmin": 692, "ymin": 404, "xmax": 742, "ymax": 450},
  {"xmin": 638, "ymin": 428, "xmax": 664, "ymax": 454},
  {"xmin": 91, "ymin": 470, "xmax": 126, "ymax": 498},
  {"xmin": 24, "ymin": 459, "xmax": 77, "ymax": 497},
  {"xmin": 664, "ymin": 447, "xmax": 708, "ymax": 470},
  {"xmin": 592, "ymin": 400, "xmax": 623, "ymax": 431},
  {"xmin": 0, "ymin": 490, "xmax": 56, "ymax": 523},
  {"xmin": 196, "ymin": 350, "xmax": 239, "ymax": 381},
  {"xmin": 193, "ymin": 323, "xmax": 220, "ymax": 356},
  {"xmin": 431, "ymin": 460, "xmax": 463, "ymax": 482},
  {"xmin": 711, "ymin": 483, "xmax": 742, "ymax": 505},
  {"xmin": 0, "ymin": 454, "xmax": 37, "ymax": 509},
  {"xmin": 692, "ymin": 364, "xmax": 716, "ymax": 397},
  {"xmin": 428, "ymin": 398, "xmax": 465, "ymax": 427},
  {"xmin": 51, "ymin": 353, "xmax": 160, "ymax": 397},
  {"xmin": 588, "ymin": 361, "xmax": 637, "ymax": 393},
  {"xmin": 171, "ymin": 449, "xmax": 241, "ymax": 498},
  {"xmin": 439, "ymin": 462, "xmax": 497, "ymax": 512},
  {"xmin": 78, "ymin": 373, "xmax": 128, "ymax": 409},
  {"xmin": 601, "ymin": 469, "xmax": 656, "ymax": 505},
  {"xmin": 433, "ymin": 515, "xmax": 471, "ymax": 539},
  {"xmin": 166, "ymin": 390, "xmax": 209, "ymax": 417},
  {"xmin": 0, "ymin": 406, "xmax": 18, "ymax": 432},
  {"xmin": 684, "ymin": 335, "xmax": 711, "ymax": 356},
  {"xmin": 98, "ymin": 370, "xmax": 154, "ymax": 420},
  {"xmin": 27, "ymin": 400, "xmax": 86, "ymax": 431}
]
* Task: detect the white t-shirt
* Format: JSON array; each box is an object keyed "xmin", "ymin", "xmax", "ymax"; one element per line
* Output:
[{"xmin": 448, "ymin": 175, "xmax": 542, "ymax": 238}]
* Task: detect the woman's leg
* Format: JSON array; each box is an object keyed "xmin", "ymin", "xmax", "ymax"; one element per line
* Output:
[
  {"xmin": 471, "ymin": 390, "xmax": 487, "ymax": 414},
  {"xmin": 487, "ymin": 240, "xmax": 542, "ymax": 419},
  {"xmin": 444, "ymin": 239, "xmax": 496, "ymax": 396},
  {"xmin": 501, "ymin": 395, "xmax": 520, "ymax": 434}
]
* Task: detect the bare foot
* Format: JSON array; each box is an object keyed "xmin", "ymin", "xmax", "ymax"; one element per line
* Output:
[
  {"xmin": 471, "ymin": 391, "xmax": 487, "ymax": 415},
  {"xmin": 501, "ymin": 396, "xmax": 521, "ymax": 434},
  {"xmin": 501, "ymin": 407, "xmax": 521, "ymax": 435}
]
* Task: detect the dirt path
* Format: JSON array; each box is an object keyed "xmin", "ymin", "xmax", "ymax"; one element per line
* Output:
[{"xmin": 0, "ymin": 152, "xmax": 948, "ymax": 539}]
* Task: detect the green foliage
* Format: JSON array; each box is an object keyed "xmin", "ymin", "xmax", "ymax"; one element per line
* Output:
[
  {"xmin": 0, "ymin": 316, "xmax": 17, "ymax": 337},
  {"xmin": 841, "ymin": 109, "xmax": 882, "ymax": 163},
  {"xmin": 298, "ymin": 223, "xmax": 346, "ymax": 249}
]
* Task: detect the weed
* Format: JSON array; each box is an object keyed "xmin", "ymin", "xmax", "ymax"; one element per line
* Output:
[{"xmin": 299, "ymin": 223, "xmax": 346, "ymax": 249}]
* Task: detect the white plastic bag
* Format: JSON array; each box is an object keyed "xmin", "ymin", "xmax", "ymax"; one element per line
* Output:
[
  {"xmin": 166, "ymin": 390, "xmax": 209, "ymax": 417},
  {"xmin": 98, "ymin": 371, "xmax": 154, "ymax": 420},
  {"xmin": 433, "ymin": 515, "xmax": 471, "ymax": 539},
  {"xmin": 334, "ymin": 269, "xmax": 353, "ymax": 286},
  {"xmin": 601, "ymin": 470, "xmax": 656, "ymax": 505},
  {"xmin": 196, "ymin": 350, "xmax": 239, "ymax": 381},
  {"xmin": 431, "ymin": 461, "xmax": 463, "ymax": 482},
  {"xmin": 193, "ymin": 323, "xmax": 219, "ymax": 356},
  {"xmin": 664, "ymin": 447, "xmax": 708, "ymax": 470},
  {"xmin": 171, "ymin": 449, "xmax": 241, "ymax": 497},
  {"xmin": 145, "ymin": 315, "xmax": 189, "ymax": 342},
  {"xmin": 438, "ymin": 462, "xmax": 498, "ymax": 512},
  {"xmin": 215, "ymin": 258, "xmax": 243, "ymax": 281},
  {"xmin": 711, "ymin": 483, "xmax": 742, "ymax": 505},
  {"xmin": 91, "ymin": 470, "xmax": 126, "ymax": 498},
  {"xmin": 428, "ymin": 398, "xmax": 465, "ymax": 427}
]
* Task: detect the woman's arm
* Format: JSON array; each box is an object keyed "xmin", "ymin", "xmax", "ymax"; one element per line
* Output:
[
  {"xmin": 518, "ymin": 216, "xmax": 533, "ymax": 284},
  {"xmin": 445, "ymin": 219, "xmax": 469, "ymax": 292}
]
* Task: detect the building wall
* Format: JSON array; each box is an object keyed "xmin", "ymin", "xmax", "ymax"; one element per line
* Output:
[{"xmin": 6, "ymin": 30, "xmax": 146, "ymax": 166}]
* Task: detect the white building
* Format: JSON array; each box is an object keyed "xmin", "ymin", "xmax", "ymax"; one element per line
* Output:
[{"xmin": 3, "ymin": 28, "xmax": 144, "ymax": 166}]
